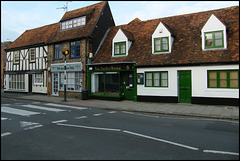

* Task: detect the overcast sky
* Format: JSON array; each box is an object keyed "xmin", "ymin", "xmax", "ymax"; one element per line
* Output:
[{"xmin": 1, "ymin": 1, "xmax": 239, "ymax": 42}]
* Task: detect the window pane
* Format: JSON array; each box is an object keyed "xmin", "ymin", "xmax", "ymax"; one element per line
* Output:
[
  {"xmin": 206, "ymin": 40, "xmax": 213, "ymax": 47},
  {"xmin": 220, "ymin": 80, "xmax": 227, "ymax": 87},
  {"xmin": 146, "ymin": 73, "xmax": 152, "ymax": 79},
  {"xmin": 146, "ymin": 73, "xmax": 152, "ymax": 86},
  {"xmin": 121, "ymin": 43, "xmax": 126, "ymax": 54},
  {"xmin": 209, "ymin": 80, "xmax": 217, "ymax": 87},
  {"xmin": 161, "ymin": 80, "xmax": 168, "ymax": 87},
  {"xmin": 220, "ymin": 72, "xmax": 227, "ymax": 79},
  {"xmin": 146, "ymin": 80, "xmax": 152, "ymax": 86},
  {"xmin": 209, "ymin": 72, "xmax": 217, "ymax": 79},
  {"xmin": 215, "ymin": 39, "xmax": 223, "ymax": 46},
  {"xmin": 161, "ymin": 72, "xmax": 168, "ymax": 79},
  {"xmin": 155, "ymin": 39, "xmax": 161, "ymax": 51},
  {"xmin": 230, "ymin": 80, "xmax": 238, "ymax": 88},
  {"xmin": 215, "ymin": 32, "xmax": 222, "ymax": 39},
  {"xmin": 115, "ymin": 44, "xmax": 119, "ymax": 54},
  {"xmin": 230, "ymin": 71, "xmax": 238, "ymax": 79},
  {"xmin": 154, "ymin": 73, "xmax": 159, "ymax": 86},
  {"xmin": 162, "ymin": 38, "xmax": 168, "ymax": 50}
]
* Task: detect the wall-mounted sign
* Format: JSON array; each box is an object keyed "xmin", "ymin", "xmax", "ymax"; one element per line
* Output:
[
  {"xmin": 89, "ymin": 63, "xmax": 135, "ymax": 71},
  {"xmin": 51, "ymin": 62, "xmax": 82, "ymax": 72}
]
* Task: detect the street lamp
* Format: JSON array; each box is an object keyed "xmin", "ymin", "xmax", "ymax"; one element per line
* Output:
[{"xmin": 62, "ymin": 50, "xmax": 69, "ymax": 101}]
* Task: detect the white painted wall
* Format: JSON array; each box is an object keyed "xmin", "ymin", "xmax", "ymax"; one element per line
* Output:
[{"xmin": 137, "ymin": 64, "xmax": 239, "ymax": 99}]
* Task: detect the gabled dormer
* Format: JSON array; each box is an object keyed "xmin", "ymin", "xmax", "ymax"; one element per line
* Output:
[
  {"xmin": 152, "ymin": 22, "xmax": 174, "ymax": 54},
  {"xmin": 112, "ymin": 28, "xmax": 134, "ymax": 57},
  {"xmin": 201, "ymin": 14, "xmax": 227, "ymax": 50}
]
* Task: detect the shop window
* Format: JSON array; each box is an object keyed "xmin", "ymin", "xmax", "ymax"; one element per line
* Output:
[
  {"xmin": 92, "ymin": 72, "xmax": 120, "ymax": 96},
  {"xmin": 9, "ymin": 74, "xmax": 25, "ymax": 90},
  {"xmin": 208, "ymin": 70, "xmax": 239, "ymax": 88},
  {"xmin": 59, "ymin": 72, "xmax": 82, "ymax": 92},
  {"xmin": 34, "ymin": 73, "xmax": 43, "ymax": 85}
]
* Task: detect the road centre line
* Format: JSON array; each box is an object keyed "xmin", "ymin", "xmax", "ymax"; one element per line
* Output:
[
  {"xmin": 52, "ymin": 120, "xmax": 68, "ymax": 124},
  {"xmin": 75, "ymin": 116, "xmax": 87, "ymax": 119},
  {"xmin": 93, "ymin": 113, "xmax": 102, "ymax": 116},
  {"xmin": 123, "ymin": 130, "xmax": 199, "ymax": 151},
  {"xmin": 56, "ymin": 123, "xmax": 121, "ymax": 132},
  {"xmin": 203, "ymin": 150, "xmax": 239, "ymax": 156}
]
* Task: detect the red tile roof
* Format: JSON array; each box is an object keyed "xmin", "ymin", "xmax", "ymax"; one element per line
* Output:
[
  {"xmin": 6, "ymin": 1, "xmax": 107, "ymax": 50},
  {"xmin": 93, "ymin": 6, "xmax": 239, "ymax": 66},
  {"xmin": 47, "ymin": 1, "xmax": 107, "ymax": 44}
]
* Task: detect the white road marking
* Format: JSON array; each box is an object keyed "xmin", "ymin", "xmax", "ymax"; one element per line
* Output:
[
  {"xmin": 24, "ymin": 125, "xmax": 43, "ymax": 130},
  {"xmin": 44, "ymin": 103, "xmax": 87, "ymax": 110},
  {"xmin": 21, "ymin": 104, "xmax": 66, "ymax": 112},
  {"xmin": 1, "ymin": 117, "xmax": 8, "ymax": 120},
  {"xmin": 203, "ymin": 150, "xmax": 239, "ymax": 156},
  {"xmin": 108, "ymin": 111, "xmax": 116, "ymax": 114},
  {"xmin": 1, "ymin": 106, "xmax": 41, "ymax": 116},
  {"xmin": 123, "ymin": 130, "xmax": 199, "ymax": 151},
  {"xmin": 20, "ymin": 121, "xmax": 39, "ymax": 128},
  {"xmin": 1, "ymin": 132, "xmax": 11, "ymax": 137},
  {"xmin": 52, "ymin": 120, "xmax": 68, "ymax": 124},
  {"xmin": 75, "ymin": 116, "xmax": 87, "ymax": 119},
  {"xmin": 56, "ymin": 123, "xmax": 121, "ymax": 132},
  {"xmin": 93, "ymin": 113, "xmax": 102, "ymax": 116}
]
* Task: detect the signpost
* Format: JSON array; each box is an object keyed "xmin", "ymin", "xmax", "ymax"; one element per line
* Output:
[{"xmin": 62, "ymin": 50, "xmax": 69, "ymax": 101}]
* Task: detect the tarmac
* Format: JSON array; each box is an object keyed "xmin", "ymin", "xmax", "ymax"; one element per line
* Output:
[{"xmin": 1, "ymin": 89, "xmax": 239, "ymax": 121}]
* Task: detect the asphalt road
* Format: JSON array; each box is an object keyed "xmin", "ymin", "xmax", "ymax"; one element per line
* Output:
[{"xmin": 1, "ymin": 97, "xmax": 239, "ymax": 160}]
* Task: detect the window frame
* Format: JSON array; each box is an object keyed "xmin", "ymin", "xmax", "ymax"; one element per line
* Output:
[
  {"xmin": 61, "ymin": 16, "xmax": 86, "ymax": 31},
  {"xmin": 33, "ymin": 73, "xmax": 43, "ymax": 85},
  {"xmin": 208, "ymin": 70, "xmax": 239, "ymax": 89},
  {"xmin": 145, "ymin": 71, "xmax": 168, "ymax": 87},
  {"xmin": 54, "ymin": 44, "xmax": 62, "ymax": 60},
  {"xmin": 114, "ymin": 41, "xmax": 126, "ymax": 56},
  {"xmin": 70, "ymin": 41, "xmax": 81, "ymax": 58},
  {"xmin": 154, "ymin": 37, "xmax": 169, "ymax": 53},
  {"xmin": 204, "ymin": 30, "xmax": 224, "ymax": 49},
  {"xmin": 29, "ymin": 48, "xmax": 35, "ymax": 62},
  {"xmin": 13, "ymin": 50, "xmax": 20, "ymax": 64},
  {"xmin": 9, "ymin": 74, "xmax": 25, "ymax": 90}
]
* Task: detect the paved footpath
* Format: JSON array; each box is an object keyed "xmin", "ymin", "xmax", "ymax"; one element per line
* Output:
[{"xmin": 1, "ymin": 89, "xmax": 239, "ymax": 121}]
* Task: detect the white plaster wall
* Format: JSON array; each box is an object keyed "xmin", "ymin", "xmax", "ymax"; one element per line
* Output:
[{"xmin": 137, "ymin": 64, "xmax": 239, "ymax": 99}]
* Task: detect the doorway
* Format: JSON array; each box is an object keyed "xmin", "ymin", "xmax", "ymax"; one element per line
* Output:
[
  {"xmin": 28, "ymin": 74, "xmax": 32, "ymax": 93},
  {"xmin": 52, "ymin": 73, "xmax": 59, "ymax": 96},
  {"xmin": 123, "ymin": 72, "xmax": 135, "ymax": 101},
  {"xmin": 178, "ymin": 71, "xmax": 191, "ymax": 103}
]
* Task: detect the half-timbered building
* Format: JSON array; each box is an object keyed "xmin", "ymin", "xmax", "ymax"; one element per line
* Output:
[{"xmin": 4, "ymin": 23, "xmax": 58, "ymax": 94}]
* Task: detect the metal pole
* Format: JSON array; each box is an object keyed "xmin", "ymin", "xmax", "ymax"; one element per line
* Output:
[{"xmin": 64, "ymin": 55, "xmax": 67, "ymax": 101}]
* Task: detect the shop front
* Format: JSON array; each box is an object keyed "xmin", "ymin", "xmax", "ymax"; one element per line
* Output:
[
  {"xmin": 88, "ymin": 62, "xmax": 137, "ymax": 101},
  {"xmin": 50, "ymin": 62, "xmax": 83, "ymax": 97}
]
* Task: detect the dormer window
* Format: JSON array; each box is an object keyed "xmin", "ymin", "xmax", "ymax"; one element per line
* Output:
[
  {"xmin": 61, "ymin": 16, "xmax": 86, "ymax": 31},
  {"xmin": 112, "ymin": 28, "xmax": 134, "ymax": 57},
  {"xmin": 201, "ymin": 14, "xmax": 227, "ymax": 50},
  {"xmin": 154, "ymin": 37, "xmax": 169, "ymax": 52},
  {"xmin": 205, "ymin": 31, "xmax": 224, "ymax": 49},
  {"xmin": 152, "ymin": 22, "xmax": 173, "ymax": 54},
  {"xmin": 114, "ymin": 41, "xmax": 126, "ymax": 56}
]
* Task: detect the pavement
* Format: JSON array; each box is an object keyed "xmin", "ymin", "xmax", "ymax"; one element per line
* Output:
[{"xmin": 1, "ymin": 89, "xmax": 239, "ymax": 121}]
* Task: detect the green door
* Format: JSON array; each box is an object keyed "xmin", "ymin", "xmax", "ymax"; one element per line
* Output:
[
  {"xmin": 123, "ymin": 72, "xmax": 135, "ymax": 101},
  {"xmin": 178, "ymin": 71, "xmax": 191, "ymax": 103}
]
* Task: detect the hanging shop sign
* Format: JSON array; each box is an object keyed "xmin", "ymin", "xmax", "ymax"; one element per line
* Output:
[{"xmin": 51, "ymin": 62, "xmax": 82, "ymax": 72}]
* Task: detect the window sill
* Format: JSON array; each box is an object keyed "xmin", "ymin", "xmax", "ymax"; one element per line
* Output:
[
  {"xmin": 203, "ymin": 48, "xmax": 227, "ymax": 51},
  {"xmin": 152, "ymin": 51, "xmax": 171, "ymax": 54},
  {"xmin": 53, "ymin": 58, "xmax": 63, "ymax": 60},
  {"xmin": 69, "ymin": 56, "xmax": 81, "ymax": 59}
]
